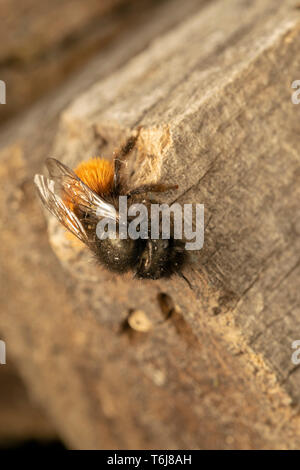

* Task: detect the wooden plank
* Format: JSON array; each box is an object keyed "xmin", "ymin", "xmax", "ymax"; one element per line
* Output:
[
  {"xmin": 1, "ymin": 0, "xmax": 300, "ymax": 449},
  {"xmin": 56, "ymin": 0, "xmax": 300, "ymax": 400}
]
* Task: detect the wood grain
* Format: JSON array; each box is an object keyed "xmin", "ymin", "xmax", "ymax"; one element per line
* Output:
[{"xmin": 0, "ymin": 0, "xmax": 300, "ymax": 449}]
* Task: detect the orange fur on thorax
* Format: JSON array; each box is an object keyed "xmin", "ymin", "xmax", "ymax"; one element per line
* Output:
[
  {"xmin": 74, "ymin": 157, "xmax": 114, "ymax": 195},
  {"xmin": 62, "ymin": 157, "xmax": 114, "ymax": 245}
]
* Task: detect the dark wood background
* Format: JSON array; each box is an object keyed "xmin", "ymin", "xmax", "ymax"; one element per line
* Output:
[{"xmin": 0, "ymin": 0, "xmax": 299, "ymax": 450}]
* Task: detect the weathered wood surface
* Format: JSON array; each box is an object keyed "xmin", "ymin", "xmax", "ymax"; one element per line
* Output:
[
  {"xmin": 56, "ymin": 0, "xmax": 300, "ymax": 397},
  {"xmin": 0, "ymin": 0, "xmax": 182, "ymax": 124},
  {"xmin": 0, "ymin": 0, "xmax": 300, "ymax": 449}
]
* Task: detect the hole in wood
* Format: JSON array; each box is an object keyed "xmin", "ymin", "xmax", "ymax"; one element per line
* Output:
[{"xmin": 157, "ymin": 292, "xmax": 175, "ymax": 321}]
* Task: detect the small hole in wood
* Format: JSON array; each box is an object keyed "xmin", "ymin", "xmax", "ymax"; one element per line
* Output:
[{"xmin": 157, "ymin": 293, "xmax": 175, "ymax": 321}]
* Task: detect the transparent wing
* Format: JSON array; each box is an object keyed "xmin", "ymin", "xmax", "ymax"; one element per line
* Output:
[
  {"xmin": 46, "ymin": 158, "xmax": 118, "ymax": 221},
  {"xmin": 34, "ymin": 174, "xmax": 89, "ymax": 244}
]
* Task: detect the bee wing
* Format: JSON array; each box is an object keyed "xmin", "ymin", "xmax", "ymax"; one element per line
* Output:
[
  {"xmin": 34, "ymin": 174, "xmax": 89, "ymax": 244},
  {"xmin": 46, "ymin": 158, "xmax": 118, "ymax": 222}
]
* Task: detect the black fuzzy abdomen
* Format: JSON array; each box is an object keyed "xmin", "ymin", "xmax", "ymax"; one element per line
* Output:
[
  {"xmin": 136, "ymin": 238, "xmax": 186, "ymax": 279},
  {"xmin": 94, "ymin": 236, "xmax": 142, "ymax": 273}
]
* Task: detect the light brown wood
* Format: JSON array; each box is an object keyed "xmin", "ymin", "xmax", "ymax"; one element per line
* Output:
[
  {"xmin": 56, "ymin": 0, "xmax": 300, "ymax": 399},
  {"xmin": 0, "ymin": 0, "xmax": 300, "ymax": 449},
  {"xmin": 0, "ymin": 0, "xmax": 187, "ymax": 124}
]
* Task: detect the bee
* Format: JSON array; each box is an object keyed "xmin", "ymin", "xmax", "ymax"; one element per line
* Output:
[{"xmin": 34, "ymin": 131, "xmax": 186, "ymax": 279}]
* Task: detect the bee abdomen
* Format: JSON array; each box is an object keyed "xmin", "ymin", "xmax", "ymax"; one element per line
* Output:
[{"xmin": 94, "ymin": 236, "xmax": 142, "ymax": 273}]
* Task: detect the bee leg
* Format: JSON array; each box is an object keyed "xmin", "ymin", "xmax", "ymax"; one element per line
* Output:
[
  {"xmin": 127, "ymin": 183, "xmax": 178, "ymax": 197},
  {"xmin": 113, "ymin": 127, "xmax": 142, "ymax": 192},
  {"xmin": 178, "ymin": 271, "xmax": 193, "ymax": 290}
]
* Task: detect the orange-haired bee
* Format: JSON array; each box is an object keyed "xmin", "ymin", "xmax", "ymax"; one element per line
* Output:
[{"xmin": 34, "ymin": 132, "xmax": 186, "ymax": 279}]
